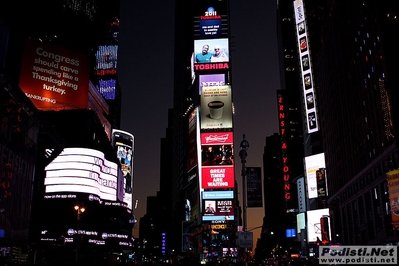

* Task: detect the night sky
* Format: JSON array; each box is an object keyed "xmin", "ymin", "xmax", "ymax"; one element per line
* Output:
[{"xmin": 118, "ymin": 0, "xmax": 280, "ymax": 242}]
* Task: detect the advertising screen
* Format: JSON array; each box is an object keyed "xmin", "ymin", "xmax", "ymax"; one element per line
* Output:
[
  {"xmin": 199, "ymin": 74, "xmax": 225, "ymax": 95},
  {"xmin": 306, "ymin": 208, "xmax": 330, "ymax": 242},
  {"xmin": 95, "ymin": 45, "xmax": 118, "ymax": 71},
  {"xmin": 387, "ymin": 170, "xmax": 399, "ymax": 229},
  {"xmin": 44, "ymin": 148, "xmax": 124, "ymax": 202},
  {"xmin": 112, "ymin": 129, "xmax": 134, "ymax": 210},
  {"xmin": 202, "ymin": 191, "xmax": 234, "ymax": 221},
  {"xmin": 194, "ymin": 38, "xmax": 229, "ymax": 64},
  {"xmin": 19, "ymin": 39, "xmax": 90, "ymax": 110},
  {"xmin": 193, "ymin": 2, "xmax": 228, "ymax": 39},
  {"xmin": 200, "ymin": 85, "xmax": 232, "ymax": 130},
  {"xmin": 294, "ymin": 0, "xmax": 319, "ymax": 133},
  {"xmin": 200, "ymin": 132, "xmax": 234, "ymax": 189},
  {"xmin": 304, "ymin": 153, "xmax": 326, "ymax": 199},
  {"xmin": 98, "ymin": 79, "xmax": 116, "ymax": 100}
]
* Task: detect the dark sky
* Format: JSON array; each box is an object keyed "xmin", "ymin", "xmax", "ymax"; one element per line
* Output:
[{"xmin": 118, "ymin": 0, "xmax": 280, "ymax": 240}]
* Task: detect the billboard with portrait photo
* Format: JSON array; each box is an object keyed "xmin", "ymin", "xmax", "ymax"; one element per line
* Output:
[
  {"xmin": 202, "ymin": 191, "xmax": 234, "ymax": 221},
  {"xmin": 194, "ymin": 38, "xmax": 229, "ymax": 64}
]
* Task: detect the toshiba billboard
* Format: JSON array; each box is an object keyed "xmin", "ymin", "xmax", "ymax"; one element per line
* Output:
[{"xmin": 19, "ymin": 39, "xmax": 90, "ymax": 110}]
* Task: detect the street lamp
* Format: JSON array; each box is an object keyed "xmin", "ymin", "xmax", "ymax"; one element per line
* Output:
[
  {"xmin": 74, "ymin": 204, "xmax": 85, "ymax": 264},
  {"xmin": 239, "ymin": 134, "xmax": 249, "ymax": 265}
]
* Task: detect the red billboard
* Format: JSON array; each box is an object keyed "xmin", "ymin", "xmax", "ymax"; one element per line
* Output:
[
  {"xmin": 200, "ymin": 132, "xmax": 234, "ymax": 189},
  {"xmin": 19, "ymin": 39, "xmax": 90, "ymax": 110}
]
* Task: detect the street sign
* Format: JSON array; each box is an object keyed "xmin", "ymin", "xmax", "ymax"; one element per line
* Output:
[{"xmin": 237, "ymin": 231, "xmax": 253, "ymax": 248}]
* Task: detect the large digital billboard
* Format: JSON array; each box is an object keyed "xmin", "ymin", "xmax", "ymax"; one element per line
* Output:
[
  {"xmin": 200, "ymin": 132, "xmax": 234, "ymax": 189},
  {"xmin": 294, "ymin": 0, "xmax": 319, "ymax": 133},
  {"xmin": 95, "ymin": 45, "xmax": 118, "ymax": 73},
  {"xmin": 112, "ymin": 129, "xmax": 134, "ymax": 210},
  {"xmin": 44, "ymin": 148, "xmax": 124, "ymax": 202},
  {"xmin": 304, "ymin": 152, "xmax": 326, "ymax": 199},
  {"xmin": 202, "ymin": 191, "xmax": 234, "ymax": 221},
  {"xmin": 200, "ymin": 85, "xmax": 232, "ymax": 130},
  {"xmin": 19, "ymin": 39, "xmax": 90, "ymax": 110},
  {"xmin": 199, "ymin": 74, "xmax": 225, "ymax": 95},
  {"xmin": 98, "ymin": 79, "xmax": 116, "ymax": 100},
  {"xmin": 306, "ymin": 208, "xmax": 330, "ymax": 242},
  {"xmin": 194, "ymin": 38, "xmax": 229, "ymax": 64},
  {"xmin": 193, "ymin": 3, "xmax": 228, "ymax": 39}
]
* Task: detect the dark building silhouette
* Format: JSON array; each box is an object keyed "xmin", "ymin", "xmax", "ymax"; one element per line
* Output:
[{"xmin": 0, "ymin": 1, "xmax": 134, "ymax": 264}]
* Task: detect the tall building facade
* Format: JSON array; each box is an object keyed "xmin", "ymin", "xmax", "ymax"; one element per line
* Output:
[
  {"xmin": 0, "ymin": 1, "xmax": 135, "ymax": 264},
  {"xmin": 145, "ymin": 0, "xmax": 241, "ymax": 264},
  {"xmin": 264, "ymin": 0, "xmax": 399, "ymax": 260},
  {"xmin": 307, "ymin": 0, "xmax": 399, "ymax": 245}
]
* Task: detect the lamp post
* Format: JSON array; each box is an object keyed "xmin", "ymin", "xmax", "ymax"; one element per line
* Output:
[
  {"xmin": 74, "ymin": 204, "xmax": 85, "ymax": 264},
  {"xmin": 239, "ymin": 134, "xmax": 249, "ymax": 265}
]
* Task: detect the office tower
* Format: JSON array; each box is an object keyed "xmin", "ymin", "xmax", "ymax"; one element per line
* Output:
[{"xmin": 0, "ymin": 1, "xmax": 134, "ymax": 264}]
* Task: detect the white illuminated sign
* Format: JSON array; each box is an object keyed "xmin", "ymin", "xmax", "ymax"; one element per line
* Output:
[{"xmin": 44, "ymin": 148, "xmax": 121, "ymax": 201}]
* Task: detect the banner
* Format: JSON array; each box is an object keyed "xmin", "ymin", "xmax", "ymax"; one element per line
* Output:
[{"xmin": 246, "ymin": 167, "xmax": 262, "ymax": 207}]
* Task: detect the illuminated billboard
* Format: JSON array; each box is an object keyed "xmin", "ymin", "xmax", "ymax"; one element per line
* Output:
[
  {"xmin": 112, "ymin": 129, "xmax": 134, "ymax": 210},
  {"xmin": 294, "ymin": 0, "xmax": 319, "ymax": 133},
  {"xmin": 199, "ymin": 74, "xmax": 225, "ymax": 94},
  {"xmin": 200, "ymin": 85, "xmax": 232, "ymax": 130},
  {"xmin": 202, "ymin": 191, "xmax": 234, "ymax": 221},
  {"xmin": 304, "ymin": 152, "xmax": 326, "ymax": 199},
  {"xmin": 44, "ymin": 148, "xmax": 124, "ymax": 202},
  {"xmin": 200, "ymin": 132, "xmax": 234, "ymax": 189},
  {"xmin": 98, "ymin": 79, "xmax": 116, "ymax": 100},
  {"xmin": 193, "ymin": 3, "xmax": 228, "ymax": 39},
  {"xmin": 95, "ymin": 45, "xmax": 118, "ymax": 71},
  {"xmin": 306, "ymin": 208, "xmax": 330, "ymax": 242},
  {"xmin": 387, "ymin": 170, "xmax": 399, "ymax": 229},
  {"xmin": 194, "ymin": 38, "xmax": 229, "ymax": 64},
  {"xmin": 19, "ymin": 39, "xmax": 90, "ymax": 110}
]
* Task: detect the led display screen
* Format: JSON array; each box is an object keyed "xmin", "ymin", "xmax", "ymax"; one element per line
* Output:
[
  {"xmin": 306, "ymin": 208, "xmax": 330, "ymax": 242},
  {"xmin": 304, "ymin": 153, "xmax": 326, "ymax": 199},
  {"xmin": 200, "ymin": 132, "xmax": 234, "ymax": 189},
  {"xmin": 112, "ymin": 129, "xmax": 134, "ymax": 210},
  {"xmin": 200, "ymin": 85, "xmax": 232, "ymax": 130},
  {"xmin": 194, "ymin": 38, "xmax": 229, "ymax": 64},
  {"xmin": 98, "ymin": 79, "xmax": 116, "ymax": 100},
  {"xmin": 44, "ymin": 148, "xmax": 124, "ymax": 202},
  {"xmin": 19, "ymin": 39, "xmax": 90, "ymax": 110},
  {"xmin": 96, "ymin": 45, "xmax": 118, "ymax": 71},
  {"xmin": 198, "ymin": 74, "xmax": 225, "ymax": 95},
  {"xmin": 193, "ymin": 2, "xmax": 228, "ymax": 39},
  {"xmin": 202, "ymin": 191, "xmax": 234, "ymax": 221}
]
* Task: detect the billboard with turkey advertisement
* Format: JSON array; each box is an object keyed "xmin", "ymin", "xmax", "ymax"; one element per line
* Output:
[
  {"xmin": 200, "ymin": 132, "xmax": 234, "ymax": 189},
  {"xmin": 19, "ymin": 39, "xmax": 90, "ymax": 110}
]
